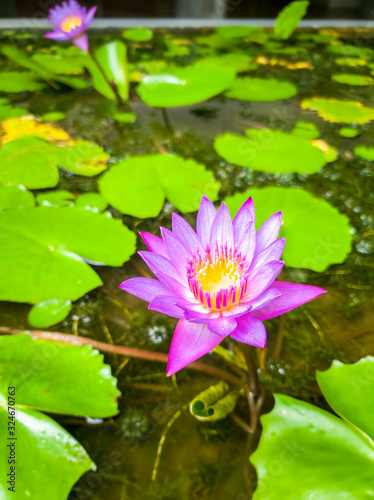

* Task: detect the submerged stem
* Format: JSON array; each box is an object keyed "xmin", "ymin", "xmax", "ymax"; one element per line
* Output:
[{"xmin": 160, "ymin": 108, "xmax": 174, "ymax": 133}]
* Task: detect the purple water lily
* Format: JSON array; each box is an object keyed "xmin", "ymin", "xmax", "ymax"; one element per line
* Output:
[
  {"xmin": 120, "ymin": 196, "xmax": 326, "ymax": 376},
  {"xmin": 45, "ymin": 0, "xmax": 96, "ymax": 52}
]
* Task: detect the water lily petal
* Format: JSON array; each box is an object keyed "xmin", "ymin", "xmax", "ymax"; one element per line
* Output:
[
  {"xmin": 196, "ymin": 195, "xmax": 217, "ymax": 247},
  {"xmin": 156, "ymin": 270, "xmax": 192, "ymax": 299},
  {"xmin": 139, "ymin": 231, "xmax": 168, "ymax": 257},
  {"xmin": 167, "ymin": 319, "xmax": 223, "ymax": 376},
  {"xmin": 249, "ymin": 238, "xmax": 286, "ymax": 278},
  {"xmin": 149, "ymin": 295, "xmax": 185, "ymax": 318},
  {"xmin": 255, "ymin": 212, "xmax": 283, "ymax": 254},
  {"xmin": 233, "ymin": 197, "xmax": 255, "ymax": 243},
  {"xmin": 44, "ymin": 31, "xmax": 70, "ymax": 41},
  {"xmin": 236, "ymin": 221, "xmax": 256, "ymax": 264},
  {"xmin": 252, "ymin": 281, "xmax": 326, "ymax": 321},
  {"xmin": 207, "ymin": 315, "xmax": 237, "ymax": 336},
  {"xmin": 119, "ymin": 277, "xmax": 173, "ymax": 303},
  {"xmin": 245, "ymin": 287, "xmax": 281, "ymax": 311},
  {"xmin": 244, "ymin": 260, "xmax": 284, "ymax": 301},
  {"xmin": 139, "ymin": 251, "xmax": 184, "ymax": 284},
  {"xmin": 160, "ymin": 227, "xmax": 191, "ymax": 277},
  {"xmin": 73, "ymin": 33, "xmax": 89, "ymax": 51},
  {"xmin": 85, "ymin": 5, "xmax": 97, "ymax": 24},
  {"xmin": 172, "ymin": 212, "xmax": 204, "ymax": 254},
  {"xmin": 230, "ymin": 313, "xmax": 267, "ymax": 348},
  {"xmin": 210, "ymin": 202, "xmax": 234, "ymax": 251}
]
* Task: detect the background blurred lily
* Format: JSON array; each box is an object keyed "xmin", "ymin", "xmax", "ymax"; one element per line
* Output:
[
  {"xmin": 121, "ymin": 196, "xmax": 326, "ymax": 376},
  {"xmin": 45, "ymin": 0, "xmax": 96, "ymax": 52}
]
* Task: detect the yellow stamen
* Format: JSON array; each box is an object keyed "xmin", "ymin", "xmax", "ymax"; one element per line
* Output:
[{"xmin": 61, "ymin": 15, "xmax": 82, "ymax": 33}]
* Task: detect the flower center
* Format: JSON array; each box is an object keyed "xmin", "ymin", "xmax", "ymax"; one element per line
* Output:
[
  {"xmin": 187, "ymin": 246, "xmax": 249, "ymax": 311},
  {"xmin": 61, "ymin": 15, "xmax": 83, "ymax": 33}
]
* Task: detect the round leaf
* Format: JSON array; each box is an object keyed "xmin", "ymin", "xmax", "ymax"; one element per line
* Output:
[
  {"xmin": 301, "ymin": 98, "xmax": 374, "ymax": 124},
  {"xmin": 225, "ymin": 187, "xmax": 353, "ymax": 272},
  {"xmin": 137, "ymin": 65, "xmax": 236, "ymax": 107},
  {"xmin": 224, "ymin": 77, "xmax": 297, "ymax": 102},
  {"xmin": 339, "ymin": 126, "xmax": 361, "ymax": 138},
  {"xmin": 252, "ymin": 394, "xmax": 374, "ymax": 500},
  {"xmin": 28, "ymin": 298, "xmax": 72, "ymax": 328},
  {"xmin": 99, "ymin": 154, "xmax": 220, "ymax": 218},
  {"xmin": 0, "ymin": 185, "xmax": 35, "ymax": 211},
  {"xmin": 291, "ymin": 121, "xmax": 320, "ymax": 140},
  {"xmin": 214, "ymin": 129, "xmax": 326, "ymax": 174},
  {"xmin": 274, "ymin": 1, "xmax": 310, "ymax": 40},
  {"xmin": 0, "ymin": 72, "xmax": 46, "ymax": 92},
  {"xmin": 354, "ymin": 145, "xmax": 374, "ymax": 161},
  {"xmin": 36, "ymin": 190, "xmax": 75, "ymax": 207},
  {"xmin": 195, "ymin": 53, "xmax": 258, "ymax": 73},
  {"xmin": 327, "ymin": 44, "xmax": 374, "ymax": 58},
  {"xmin": 122, "ymin": 27, "xmax": 153, "ymax": 42},
  {"xmin": 75, "ymin": 192, "xmax": 108, "ymax": 213},
  {"xmin": 332, "ymin": 73, "xmax": 374, "ymax": 86},
  {"xmin": 0, "ymin": 206, "xmax": 136, "ymax": 303},
  {"xmin": 317, "ymin": 357, "xmax": 374, "ymax": 442}
]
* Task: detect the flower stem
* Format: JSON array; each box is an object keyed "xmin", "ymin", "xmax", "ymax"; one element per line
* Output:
[{"xmin": 160, "ymin": 108, "xmax": 174, "ymax": 133}]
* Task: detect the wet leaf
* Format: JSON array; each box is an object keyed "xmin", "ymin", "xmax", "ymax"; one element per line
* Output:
[
  {"xmin": 137, "ymin": 64, "xmax": 236, "ymax": 107},
  {"xmin": 0, "ymin": 72, "xmax": 46, "ymax": 92},
  {"xmin": 99, "ymin": 154, "xmax": 220, "ymax": 218},
  {"xmin": 251, "ymin": 394, "xmax": 374, "ymax": 500},
  {"xmin": 57, "ymin": 140, "xmax": 110, "ymax": 176},
  {"xmin": 274, "ymin": 1, "xmax": 310, "ymax": 40},
  {"xmin": 28, "ymin": 298, "xmax": 71, "ymax": 328},
  {"xmin": 354, "ymin": 145, "xmax": 374, "ymax": 161},
  {"xmin": 301, "ymin": 98, "xmax": 374, "ymax": 124},
  {"xmin": 36, "ymin": 190, "xmax": 75, "ymax": 207},
  {"xmin": 0, "ymin": 206, "xmax": 136, "ymax": 303},
  {"xmin": 75, "ymin": 192, "xmax": 108, "ymax": 213},
  {"xmin": 0, "ymin": 185, "xmax": 35, "ymax": 211},
  {"xmin": 122, "ymin": 27, "xmax": 153, "ymax": 42},
  {"xmin": 1, "ymin": 116, "xmax": 70, "ymax": 145},
  {"xmin": 214, "ymin": 129, "xmax": 325, "ymax": 174},
  {"xmin": 190, "ymin": 381, "xmax": 239, "ymax": 421},
  {"xmin": 332, "ymin": 73, "xmax": 374, "ymax": 86},
  {"xmin": 317, "ymin": 357, "xmax": 374, "ymax": 442},
  {"xmin": 224, "ymin": 77, "xmax": 297, "ymax": 102},
  {"xmin": 291, "ymin": 121, "xmax": 320, "ymax": 140},
  {"xmin": 225, "ymin": 187, "xmax": 352, "ymax": 272},
  {"xmin": 32, "ymin": 51, "xmax": 87, "ymax": 75}
]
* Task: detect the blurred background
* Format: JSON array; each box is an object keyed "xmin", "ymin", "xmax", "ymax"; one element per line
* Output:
[{"xmin": 1, "ymin": 0, "xmax": 373, "ymax": 20}]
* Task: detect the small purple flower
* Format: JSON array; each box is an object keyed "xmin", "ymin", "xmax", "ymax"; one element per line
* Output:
[
  {"xmin": 120, "ymin": 196, "xmax": 326, "ymax": 376},
  {"xmin": 45, "ymin": 0, "xmax": 96, "ymax": 52}
]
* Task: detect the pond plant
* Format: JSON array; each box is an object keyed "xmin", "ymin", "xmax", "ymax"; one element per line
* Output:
[{"xmin": 0, "ymin": 0, "xmax": 373, "ymax": 498}]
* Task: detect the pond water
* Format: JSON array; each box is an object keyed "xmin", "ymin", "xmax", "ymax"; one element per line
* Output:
[{"xmin": 0, "ymin": 26, "xmax": 374, "ymax": 500}]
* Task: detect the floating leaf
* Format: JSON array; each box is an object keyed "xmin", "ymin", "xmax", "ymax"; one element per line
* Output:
[
  {"xmin": 113, "ymin": 111, "xmax": 137, "ymax": 123},
  {"xmin": 328, "ymin": 44, "xmax": 374, "ymax": 58},
  {"xmin": 32, "ymin": 51, "xmax": 87, "ymax": 75},
  {"xmin": 190, "ymin": 381, "xmax": 239, "ymax": 421},
  {"xmin": 0, "ymin": 185, "xmax": 35, "ymax": 210},
  {"xmin": 164, "ymin": 37, "xmax": 191, "ymax": 58},
  {"xmin": 335, "ymin": 57, "xmax": 367, "ymax": 67},
  {"xmin": 216, "ymin": 26, "xmax": 265, "ymax": 39},
  {"xmin": 274, "ymin": 1, "xmax": 310, "ymax": 40},
  {"xmin": 311, "ymin": 139, "xmax": 338, "ymax": 163},
  {"xmin": 317, "ymin": 357, "xmax": 374, "ymax": 442},
  {"xmin": 1, "ymin": 116, "xmax": 70, "ymax": 145},
  {"xmin": 251, "ymin": 394, "xmax": 374, "ymax": 500},
  {"xmin": 28, "ymin": 298, "xmax": 72, "ymax": 328},
  {"xmin": 354, "ymin": 145, "xmax": 374, "ymax": 161},
  {"xmin": 339, "ymin": 126, "xmax": 361, "ymax": 138},
  {"xmin": 122, "ymin": 27, "xmax": 153, "ymax": 42},
  {"xmin": 75, "ymin": 193, "xmax": 108, "ymax": 213},
  {"xmin": 41, "ymin": 111, "xmax": 66, "ymax": 121},
  {"xmin": 0, "ymin": 72, "xmax": 46, "ymax": 92},
  {"xmin": 291, "ymin": 121, "xmax": 320, "ymax": 140},
  {"xmin": 86, "ymin": 41, "xmax": 129, "ymax": 101},
  {"xmin": 0, "ymin": 206, "xmax": 136, "ymax": 303},
  {"xmin": 99, "ymin": 154, "xmax": 220, "ymax": 218},
  {"xmin": 57, "ymin": 140, "xmax": 110, "ymax": 177},
  {"xmin": 0, "ymin": 137, "xmax": 60, "ymax": 189},
  {"xmin": 301, "ymin": 98, "xmax": 374, "ymax": 124},
  {"xmin": 224, "ymin": 77, "xmax": 297, "ymax": 102},
  {"xmin": 225, "ymin": 187, "xmax": 352, "ymax": 272},
  {"xmin": 36, "ymin": 190, "xmax": 75, "ymax": 207},
  {"xmin": 332, "ymin": 73, "xmax": 374, "ymax": 86},
  {"xmin": 195, "ymin": 34, "xmax": 238, "ymax": 49},
  {"xmin": 0, "ymin": 98, "xmax": 27, "ymax": 120},
  {"xmin": 214, "ymin": 129, "xmax": 326, "ymax": 174},
  {"xmin": 195, "ymin": 53, "xmax": 258, "ymax": 73},
  {"xmin": 137, "ymin": 65, "xmax": 236, "ymax": 107}
]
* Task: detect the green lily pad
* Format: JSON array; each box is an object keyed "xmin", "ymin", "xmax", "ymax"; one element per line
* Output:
[
  {"xmin": 163, "ymin": 37, "xmax": 191, "ymax": 58},
  {"xmin": 36, "ymin": 190, "xmax": 75, "ymax": 207},
  {"xmin": 113, "ymin": 111, "xmax": 137, "ymax": 123},
  {"xmin": 28, "ymin": 298, "xmax": 72, "ymax": 328},
  {"xmin": 354, "ymin": 145, "xmax": 374, "ymax": 161},
  {"xmin": 57, "ymin": 140, "xmax": 110, "ymax": 177},
  {"xmin": 0, "ymin": 72, "xmax": 46, "ymax": 92},
  {"xmin": 195, "ymin": 34, "xmax": 238, "ymax": 49},
  {"xmin": 317, "ymin": 357, "xmax": 374, "ymax": 442},
  {"xmin": 301, "ymin": 98, "xmax": 374, "ymax": 124},
  {"xmin": 122, "ymin": 27, "xmax": 153, "ymax": 42},
  {"xmin": 0, "ymin": 185, "xmax": 35, "ymax": 210},
  {"xmin": 190, "ymin": 381, "xmax": 239, "ymax": 422},
  {"xmin": 214, "ymin": 129, "xmax": 326, "ymax": 174},
  {"xmin": 31, "ymin": 52, "xmax": 86, "ymax": 75},
  {"xmin": 291, "ymin": 121, "xmax": 320, "ymax": 140},
  {"xmin": 137, "ymin": 65, "xmax": 236, "ymax": 107},
  {"xmin": 0, "ymin": 137, "xmax": 60, "ymax": 189},
  {"xmin": 225, "ymin": 187, "xmax": 352, "ymax": 272},
  {"xmin": 75, "ymin": 192, "xmax": 108, "ymax": 213},
  {"xmin": 99, "ymin": 154, "xmax": 220, "ymax": 218},
  {"xmin": 224, "ymin": 77, "xmax": 297, "ymax": 102},
  {"xmin": 339, "ymin": 126, "xmax": 361, "ymax": 138},
  {"xmin": 0, "ymin": 206, "xmax": 136, "ymax": 303},
  {"xmin": 0, "ymin": 98, "xmax": 27, "ymax": 120},
  {"xmin": 216, "ymin": 26, "xmax": 265, "ymax": 39},
  {"xmin": 41, "ymin": 112, "xmax": 66, "ymax": 121},
  {"xmin": 274, "ymin": 1, "xmax": 310, "ymax": 40},
  {"xmin": 328, "ymin": 44, "xmax": 374, "ymax": 58},
  {"xmin": 335, "ymin": 57, "xmax": 367, "ymax": 67},
  {"xmin": 332, "ymin": 73, "xmax": 374, "ymax": 86},
  {"xmin": 195, "ymin": 53, "xmax": 258, "ymax": 73},
  {"xmin": 251, "ymin": 394, "xmax": 374, "ymax": 500}
]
